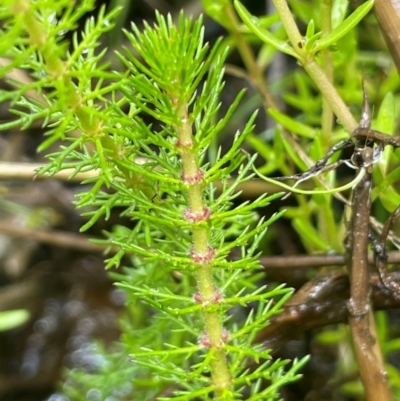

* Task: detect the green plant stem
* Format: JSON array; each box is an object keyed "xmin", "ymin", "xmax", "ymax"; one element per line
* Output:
[
  {"xmin": 270, "ymin": 0, "xmax": 304, "ymax": 54},
  {"xmin": 16, "ymin": 2, "xmax": 151, "ymax": 193},
  {"xmin": 223, "ymin": 3, "xmax": 324, "ymax": 208},
  {"xmin": 223, "ymin": 1, "xmax": 350, "ymax": 214},
  {"xmin": 270, "ymin": 0, "xmax": 358, "ymax": 133},
  {"xmin": 320, "ymin": 0, "xmax": 334, "ymax": 144},
  {"xmin": 318, "ymin": 0, "xmax": 340, "ymax": 250},
  {"xmin": 320, "ymin": 200, "xmax": 342, "ymax": 250},
  {"xmin": 303, "ymin": 60, "xmax": 357, "ymax": 132},
  {"xmin": 225, "ymin": 0, "xmax": 355, "ymax": 211},
  {"xmin": 224, "ymin": 4, "xmax": 278, "ymax": 110},
  {"xmin": 176, "ymin": 102, "xmax": 231, "ymax": 396},
  {"xmin": 253, "ymin": 165, "xmax": 367, "ymax": 195}
]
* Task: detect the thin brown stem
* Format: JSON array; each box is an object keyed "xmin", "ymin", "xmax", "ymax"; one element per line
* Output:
[
  {"xmin": 374, "ymin": 205, "xmax": 400, "ymax": 292},
  {"xmin": 346, "ymin": 170, "xmax": 371, "ymax": 317},
  {"xmin": 259, "ymin": 251, "xmax": 400, "ymax": 269},
  {"xmin": 374, "ymin": 0, "xmax": 400, "ymax": 73},
  {"xmin": 346, "ymin": 167, "xmax": 392, "ymax": 401},
  {"xmin": 0, "ymin": 221, "xmax": 109, "ymax": 252},
  {"xmin": 3, "ymin": 219, "xmax": 400, "ymax": 268},
  {"xmin": 255, "ymin": 271, "xmax": 400, "ymax": 352}
]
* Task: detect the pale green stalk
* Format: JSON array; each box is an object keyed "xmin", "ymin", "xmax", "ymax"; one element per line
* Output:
[
  {"xmin": 319, "ymin": 0, "xmax": 340, "ymax": 250},
  {"xmin": 320, "ymin": 0, "xmax": 334, "ymax": 143},
  {"xmin": 176, "ymin": 103, "xmax": 231, "ymax": 396},
  {"xmin": 271, "ymin": 0, "xmax": 358, "ymax": 132},
  {"xmin": 253, "ymin": 166, "xmax": 367, "ymax": 195}
]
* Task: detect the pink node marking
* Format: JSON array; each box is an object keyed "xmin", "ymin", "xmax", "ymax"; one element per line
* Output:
[
  {"xmin": 190, "ymin": 246, "xmax": 215, "ymax": 264},
  {"xmin": 193, "ymin": 292, "xmax": 202, "ymax": 303},
  {"xmin": 198, "ymin": 329, "xmax": 229, "ymax": 349},
  {"xmin": 176, "ymin": 139, "xmax": 194, "ymax": 149},
  {"xmin": 183, "ymin": 206, "xmax": 211, "ymax": 223},
  {"xmin": 199, "ymin": 332, "xmax": 211, "ymax": 348},
  {"xmin": 182, "ymin": 169, "xmax": 204, "ymax": 185},
  {"xmin": 212, "ymin": 290, "xmax": 223, "ymax": 303},
  {"xmin": 193, "ymin": 289, "xmax": 222, "ymax": 307},
  {"xmin": 221, "ymin": 329, "xmax": 229, "ymax": 343}
]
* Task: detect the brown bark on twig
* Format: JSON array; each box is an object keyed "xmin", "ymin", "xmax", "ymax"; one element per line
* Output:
[
  {"xmin": 346, "ymin": 166, "xmax": 392, "ymax": 401},
  {"xmin": 260, "ymin": 251, "xmax": 400, "ymax": 269},
  {"xmin": 375, "ymin": 205, "xmax": 400, "ymax": 293},
  {"xmin": 255, "ymin": 271, "xmax": 400, "ymax": 351},
  {"xmin": 0, "ymin": 221, "xmax": 108, "ymax": 253},
  {"xmin": 374, "ymin": 0, "xmax": 400, "ymax": 73}
]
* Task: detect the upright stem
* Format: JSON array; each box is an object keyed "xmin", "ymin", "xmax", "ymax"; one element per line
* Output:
[
  {"xmin": 346, "ymin": 166, "xmax": 392, "ymax": 401},
  {"xmin": 304, "ymin": 60, "xmax": 357, "ymax": 132},
  {"xmin": 224, "ymin": 4, "xmax": 278, "ymax": 110},
  {"xmin": 176, "ymin": 102, "xmax": 231, "ymax": 397},
  {"xmin": 345, "ymin": 83, "xmax": 390, "ymax": 400},
  {"xmin": 318, "ymin": 0, "xmax": 339, "ymax": 249},
  {"xmin": 320, "ymin": 0, "xmax": 334, "ymax": 145},
  {"xmin": 374, "ymin": 0, "xmax": 400, "ymax": 73},
  {"xmin": 269, "ymin": 0, "xmax": 304, "ymax": 55},
  {"xmin": 270, "ymin": 0, "xmax": 358, "ymax": 132}
]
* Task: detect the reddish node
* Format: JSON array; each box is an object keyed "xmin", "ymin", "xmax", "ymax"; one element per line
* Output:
[
  {"xmin": 176, "ymin": 139, "xmax": 194, "ymax": 149},
  {"xmin": 193, "ymin": 290, "xmax": 222, "ymax": 307},
  {"xmin": 193, "ymin": 292, "xmax": 202, "ymax": 303},
  {"xmin": 221, "ymin": 329, "xmax": 229, "ymax": 343},
  {"xmin": 183, "ymin": 206, "xmax": 211, "ymax": 223},
  {"xmin": 199, "ymin": 329, "xmax": 229, "ymax": 349},
  {"xmin": 199, "ymin": 332, "xmax": 211, "ymax": 348},
  {"xmin": 190, "ymin": 246, "xmax": 215, "ymax": 265},
  {"xmin": 182, "ymin": 169, "xmax": 204, "ymax": 185},
  {"xmin": 212, "ymin": 290, "xmax": 223, "ymax": 303}
]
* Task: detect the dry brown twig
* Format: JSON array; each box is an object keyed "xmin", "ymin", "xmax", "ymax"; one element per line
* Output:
[{"xmin": 374, "ymin": 0, "xmax": 400, "ymax": 73}]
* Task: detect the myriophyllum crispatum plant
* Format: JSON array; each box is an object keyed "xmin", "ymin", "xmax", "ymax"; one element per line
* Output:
[{"xmin": 0, "ymin": 1, "xmax": 307, "ymax": 399}]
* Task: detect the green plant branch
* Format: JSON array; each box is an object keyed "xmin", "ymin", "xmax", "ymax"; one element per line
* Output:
[
  {"xmin": 234, "ymin": 0, "xmax": 359, "ymax": 133},
  {"xmin": 210, "ymin": 1, "xmax": 358, "ymax": 221},
  {"xmin": 269, "ymin": 0, "xmax": 305, "ymax": 54},
  {"xmin": 253, "ymin": 165, "xmax": 367, "ymax": 195},
  {"xmin": 13, "ymin": 2, "xmax": 154, "ymax": 195},
  {"xmin": 317, "ymin": 0, "xmax": 338, "ymax": 248},
  {"xmin": 215, "ymin": 1, "xmax": 350, "ymax": 224},
  {"xmin": 303, "ymin": 60, "xmax": 358, "ymax": 132},
  {"xmin": 320, "ymin": 0, "xmax": 334, "ymax": 144},
  {"xmin": 224, "ymin": 5, "xmax": 278, "ymax": 110}
]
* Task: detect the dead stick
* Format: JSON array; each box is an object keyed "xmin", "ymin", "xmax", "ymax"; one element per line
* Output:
[
  {"xmin": 346, "ymin": 166, "xmax": 392, "ymax": 401},
  {"xmin": 0, "ymin": 221, "xmax": 108, "ymax": 253},
  {"xmin": 375, "ymin": 205, "xmax": 400, "ymax": 292},
  {"xmin": 3, "ymin": 219, "xmax": 400, "ymax": 267},
  {"xmin": 259, "ymin": 251, "xmax": 400, "ymax": 269},
  {"xmin": 374, "ymin": 0, "xmax": 400, "ymax": 73},
  {"xmin": 0, "ymin": 162, "xmax": 281, "ymax": 195}
]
